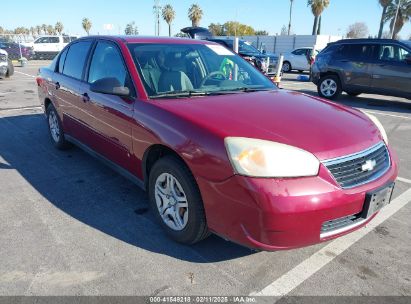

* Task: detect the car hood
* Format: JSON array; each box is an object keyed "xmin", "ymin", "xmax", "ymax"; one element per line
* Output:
[{"xmin": 155, "ymin": 90, "xmax": 382, "ymax": 161}]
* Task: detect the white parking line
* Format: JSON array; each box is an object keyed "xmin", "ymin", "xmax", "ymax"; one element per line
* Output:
[
  {"xmin": 251, "ymin": 183, "xmax": 411, "ymax": 297},
  {"xmin": 397, "ymin": 177, "xmax": 411, "ymax": 184},
  {"xmin": 14, "ymin": 71, "xmax": 36, "ymax": 78},
  {"xmin": 364, "ymin": 110, "xmax": 411, "ymax": 120}
]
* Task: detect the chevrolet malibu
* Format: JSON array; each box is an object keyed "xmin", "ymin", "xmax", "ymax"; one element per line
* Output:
[{"xmin": 37, "ymin": 36, "xmax": 398, "ymax": 250}]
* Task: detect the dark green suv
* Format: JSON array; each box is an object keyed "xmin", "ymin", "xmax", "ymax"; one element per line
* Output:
[{"xmin": 311, "ymin": 39, "xmax": 411, "ymax": 100}]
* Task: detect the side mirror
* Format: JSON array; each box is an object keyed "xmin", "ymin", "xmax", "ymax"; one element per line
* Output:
[
  {"xmin": 90, "ymin": 77, "xmax": 130, "ymax": 96},
  {"xmin": 405, "ymin": 54, "xmax": 411, "ymax": 64},
  {"xmin": 262, "ymin": 49, "xmax": 267, "ymax": 54}
]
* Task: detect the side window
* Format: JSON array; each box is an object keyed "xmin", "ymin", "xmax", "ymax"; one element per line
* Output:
[
  {"xmin": 337, "ymin": 44, "xmax": 376, "ymax": 61},
  {"xmin": 63, "ymin": 37, "xmax": 70, "ymax": 43},
  {"xmin": 88, "ymin": 41, "xmax": 129, "ymax": 89},
  {"xmin": 62, "ymin": 41, "xmax": 92, "ymax": 80},
  {"xmin": 292, "ymin": 49, "xmax": 305, "ymax": 55},
  {"xmin": 35, "ymin": 37, "xmax": 48, "ymax": 44},
  {"xmin": 49, "ymin": 37, "xmax": 59, "ymax": 43},
  {"xmin": 379, "ymin": 44, "xmax": 410, "ymax": 63},
  {"xmin": 58, "ymin": 48, "xmax": 68, "ymax": 73}
]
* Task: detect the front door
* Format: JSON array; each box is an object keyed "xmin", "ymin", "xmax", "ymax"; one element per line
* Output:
[
  {"xmin": 370, "ymin": 43, "xmax": 411, "ymax": 98},
  {"xmin": 80, "ymin": 40, "xmax": 135, "ymax": 173}
]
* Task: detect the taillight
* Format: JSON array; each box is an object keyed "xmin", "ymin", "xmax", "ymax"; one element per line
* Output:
[{"xmin": 36, "ymin": 77, "xmax": 42, "ymax": 87}]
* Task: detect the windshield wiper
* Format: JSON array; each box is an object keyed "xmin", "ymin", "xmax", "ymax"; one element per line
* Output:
[
  {"xmin": 150, "ymin": 90, "xmax": 209, "ymax": 99},
  {"xmin": 220, "ymin": 87, "xmax": 273, "ymax": 93}
]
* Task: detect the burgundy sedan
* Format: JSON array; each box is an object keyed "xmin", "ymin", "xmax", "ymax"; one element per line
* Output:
[{"xmin": 37, "ymin": 36, "xmax": 398, "ymax": 250}]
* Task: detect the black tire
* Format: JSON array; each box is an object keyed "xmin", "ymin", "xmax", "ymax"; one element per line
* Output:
[
  {"xmin": 6, "ymin": 60, "xmax": 14, "ymax": 77},
  {"xmin": 317, "ymin": 75, "xmax": 342, "ymax": 100},
  {"xmin": 346, "ymin": 91, "xmax": 361, "ymax": 97},
  {"xmin": 148, "ymin": 155, "xmax": 209, "ymax": 244},
  {"xmin": 282, "ymin": 61, "xmax": 292, "ymax": 73},
  {"xmin": 46, "ymin": 103, "xmax": 71, "ymax": 150}
]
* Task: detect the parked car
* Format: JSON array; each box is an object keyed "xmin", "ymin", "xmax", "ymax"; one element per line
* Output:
[
  {"xmin": 181, "ymin": 27, "xmax": 278, "ymax": 75},
  {"xmin": 208, "ymin": 38, "xmax": 279, "ymax": 75},
  {"xmin": 282, "ymin": 47, "xmax": 320, "ymax": 73},
  {"xmin": 0, "ymin": 41, "xmax": 35, "ymax": 60},
  {"xmin": 0, "ymin": 49, "xmax": 13, "ymax": 78},
  {"xmin": 312, "ymin": 39, "xmax": 411, "ymax": 100},
  {"xmin": 37, "ymin": 36, "xmax": 397, "ymax": 251},
  {"xmin": 32, "ymin": 35, "xmax": 78, "ymax": 59}
]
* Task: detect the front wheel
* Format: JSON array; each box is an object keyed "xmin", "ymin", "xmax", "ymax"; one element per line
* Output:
[
  {"xmin": 282, "ymin": 61, "xmax": 292, "ymax": 73},
  {"xmin": 148, "ymin": 156, "xmax": 209, "ymax": 244},
  {"xmin": 317, "ymin": 75, "xmax": 342, "ymax": 100}
]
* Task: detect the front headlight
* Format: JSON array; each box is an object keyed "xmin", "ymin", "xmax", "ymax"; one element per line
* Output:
[
  {"xmin": 362, "ymin": 111, "xmax": 388, "ymax": 144},
  {"xmin": 224, "ymin": 137, "xmax": 320, "ymax": 178}
]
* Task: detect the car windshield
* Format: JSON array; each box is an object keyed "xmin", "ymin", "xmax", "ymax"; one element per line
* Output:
[
  {"xmin": 128, "ymin": 43, "xmax": 276, "ymax": 99},
  {"xmin": 402, "ymin": 41, "xmax": 411, "ymax": 50}
]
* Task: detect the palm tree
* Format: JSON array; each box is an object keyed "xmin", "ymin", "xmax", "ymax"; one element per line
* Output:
[
  {"xmin": 307, "ymin": 0, "xmax": 330, "ymax": 35},
  {"xmin": 378, "ymin": 0, "xmax": 392, "ymax": 38},
  {"xmin": 46, "ymin": 25, "xmax": 55, "ymax": 35},
  {"xmin": 188, "ymin": 4, "xmax": 203, "ymax": 27},
  {"xmin": 384, "ymin": 0, "xmax": 411, "ymax": 39},
  {"xmin": 41, "ymin": 24, "xmax": 47, "ymax": 35},
  {"xmin": 36, "ymin": 25, "xmax": 42, "ymax": 36},
  {"xmin": 288, "ymin": 0, "xmax": 294, "ymax": 35},
  {"xmin": 82, "ymin": 18, "xmax": 92, "ymax": 35},
  {"xmin": 55, "ymin": 22, "xmax": 64, "ymax": 35},
  {"xmin": 162, "ymin": 4, "xmax": 176, "ymax": 37}
]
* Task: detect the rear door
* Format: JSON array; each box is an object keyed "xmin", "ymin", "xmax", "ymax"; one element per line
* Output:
[
  {"xmin": 290, "ymin": 49, "xmax": 308, "ymax": 70},
  {"xmin": 53, "ymin": 40, "xmax": 93, "ymax": 141},
  {"xmin": 370, "ymin": 43, "xmax": 411, "ymax": 98},
  {"xmin": 80, "ymin": 40, "xmax": 135, "ymax": 172},
  {"xmin": 334, "ymin": 43, "xmax": 377, "ymax": 89}
]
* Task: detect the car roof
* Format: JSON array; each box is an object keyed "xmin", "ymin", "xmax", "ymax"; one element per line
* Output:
[
  {"xmin": 332, "ymin": 38, "xmax": 404, "ymax": 44},
  {"xmin": 78, "ymin": 35, "xmax": 217, "ymax": 45}
]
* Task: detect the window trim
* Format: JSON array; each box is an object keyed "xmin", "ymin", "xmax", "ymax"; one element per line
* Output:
[{"xmin": 85, "ymin": 38, "xmax": 137, "ymax": 98}]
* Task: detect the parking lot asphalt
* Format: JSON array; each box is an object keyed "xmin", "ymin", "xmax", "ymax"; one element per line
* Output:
[{"xmin": 0, "ymin": 62, "xmax": 410, "ymax": 298}]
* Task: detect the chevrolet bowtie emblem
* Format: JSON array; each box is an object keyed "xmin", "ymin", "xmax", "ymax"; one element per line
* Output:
[{"xmin": 361, "ymin": 159, "xmax": 377, "ymax": 172}]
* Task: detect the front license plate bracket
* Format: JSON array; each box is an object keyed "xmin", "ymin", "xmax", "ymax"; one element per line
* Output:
[{"xmin": 361, "ymin": 182, "xmax": 395, "ymax": 219}]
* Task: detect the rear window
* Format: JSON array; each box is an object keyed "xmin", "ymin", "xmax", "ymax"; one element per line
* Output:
[{"xmin": 62, "ymin": 41, "xmax": 92, "ymax": 80}]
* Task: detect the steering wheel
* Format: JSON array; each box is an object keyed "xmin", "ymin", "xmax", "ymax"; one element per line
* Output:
[{"xmin": 200, "ymin": 71, "xmax": 227, "ymax": 87}]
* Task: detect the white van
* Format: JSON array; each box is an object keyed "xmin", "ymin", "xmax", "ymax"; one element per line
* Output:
[{"xmin": 33, "ymin": 35, "xmax": 78, "ymax": 59}]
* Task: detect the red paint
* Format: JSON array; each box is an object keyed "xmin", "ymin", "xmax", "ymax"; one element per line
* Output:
[{"xmin": 38, "ymin": 36, "xmax": 399, "ymax": 250}]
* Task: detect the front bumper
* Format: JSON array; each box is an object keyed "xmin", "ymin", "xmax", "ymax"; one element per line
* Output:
[{"xmin": 197, "ymin": 148, "xmax": 398, "ymax": 251}]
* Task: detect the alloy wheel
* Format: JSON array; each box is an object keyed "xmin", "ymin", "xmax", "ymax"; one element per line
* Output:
[{"xmin": 320, "ymin": 79, "xmax": 337, "ymax": 97}]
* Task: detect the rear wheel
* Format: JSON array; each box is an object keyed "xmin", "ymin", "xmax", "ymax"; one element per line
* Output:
[
  {"xmin": 46, "ymin": 103, "xmax": 71, "ymax": 150},
  {"xmin": 148, "ymin": 155, "xmax": 209, "ymax": 244},
  {"xmin": 317, "ymin": 75, "xmax": 342, "ymax": 100}
]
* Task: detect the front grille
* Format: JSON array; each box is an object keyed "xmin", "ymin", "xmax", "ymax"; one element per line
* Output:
[
  {"xmin": 321, "ymin": 212, "xmax": 364, "ymax": 236},
  {"xmin": 323, "ymin": 142, "xmax": 390, "ymax": 189}
]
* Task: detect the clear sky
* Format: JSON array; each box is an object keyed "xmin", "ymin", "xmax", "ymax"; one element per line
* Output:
[{"xmin": 1, "ymin": 0, "xmax": 410, "ymax": 38}]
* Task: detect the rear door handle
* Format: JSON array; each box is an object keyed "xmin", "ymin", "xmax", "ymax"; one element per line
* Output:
[
  {"xmin": 82, "ymin": 93, "xmax": 90, "ymax": 103},
  {"xmin": 55, "ymin": 82, "xmax": 60, "ymax": 90}
]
